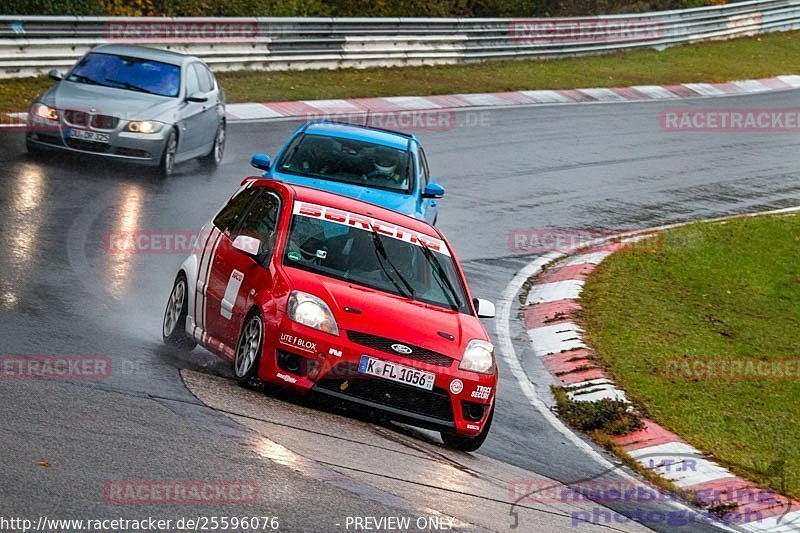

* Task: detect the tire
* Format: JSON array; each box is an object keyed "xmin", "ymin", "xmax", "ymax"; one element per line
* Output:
[
  {"xmin": 162, "ymin": 273, "xmax": 197, "ymax": 350},
  {"xmin": 200, "ymin": 121, "xmax": 225, "ymax": 168},
  {"xmin": 26, "ymin": 138, "xmax": 42, "ymax": 156},
  {"xmin": 440, "ymin": 406, "xmax": 494, "ymax": 452},
  {"xmin": 159, "ymin": 129, "xmax": 178, "ymax": 178},
  {"xmin": 234, "ymin": 310, "xmax": 264, "ymax": 389}
]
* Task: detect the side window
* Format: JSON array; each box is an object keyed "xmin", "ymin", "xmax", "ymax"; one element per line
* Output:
[
  {"xmin": 193, "ymin": 63, "xmax": 214, "ymax": 93},
  {"xmin": 213, "ymin": 187, "xmax": 260, "ymax": 233},
  {"xmin": 235, "ymin": 192, "xmax": 281, "ymax": 257},
  {"xmin": 419, "ymin": 147, "xmax": 431, "ymax": 186},
  {"xmin": 201, "ymin": 64, "xmax": 216, "ymax": 92},
  {"xmin": 185, "ymin": 64, "xmax": 200, "ymax": 96}
]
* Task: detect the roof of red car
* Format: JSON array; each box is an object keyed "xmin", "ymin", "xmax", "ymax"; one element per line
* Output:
[{"xmin": 250, "ymin": 178, "xmax": 441, "ymax": 238}]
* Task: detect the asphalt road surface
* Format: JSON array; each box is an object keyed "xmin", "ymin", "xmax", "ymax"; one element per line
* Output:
[{"xmin": 1, "ymin": 88, "xmax": 798, "ymax": 532}]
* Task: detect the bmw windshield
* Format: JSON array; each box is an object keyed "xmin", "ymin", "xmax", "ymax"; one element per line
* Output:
[
  {"xmin": 283, "ymin": 201, "xmax": 470, "ymax": 313},
  {"xmin": 277, "ymin": 134, "xmax": 413, "ymax": 193},
  {"xmin": 67, "ymin": 52, "xmax": 181, "ymax": 97}
]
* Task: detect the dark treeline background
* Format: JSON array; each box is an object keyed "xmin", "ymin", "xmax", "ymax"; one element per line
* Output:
[{"xmin": 2, "ymin": 0, "xmax": 725, "ymax": 17}]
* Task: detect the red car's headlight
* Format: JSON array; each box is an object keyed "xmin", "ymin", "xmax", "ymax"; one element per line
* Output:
[
  {"xmin": 459, "ymin": 339, "xmax": 495, "ymax": 374},
  {"xmin": 287, "ymin": 290, "xmax": 339, "ymax": 335}
]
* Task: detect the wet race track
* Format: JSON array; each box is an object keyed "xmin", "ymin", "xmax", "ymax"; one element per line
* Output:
[{"xmin": 1, "ymin": 89, "xmax": 799, "ymax": 532}]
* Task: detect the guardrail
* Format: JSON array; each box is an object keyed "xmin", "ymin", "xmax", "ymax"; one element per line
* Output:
[{"xmin": 1, "ymin": 0, "xmax": 799, "ymax": 78}]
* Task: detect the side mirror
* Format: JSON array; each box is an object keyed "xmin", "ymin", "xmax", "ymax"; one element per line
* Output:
[
  {"xmin": 473, "ymin": 298, "xmax": 495, "ymax": 319},
  {"xmin": 48, "ymin": 69, "xmax": 63, "ymax": 81},
  {"xmin": 186, "ymin": 92, "xmax": 208, "ymax": 103},
  {"xmin": 422, "ymin": 182, "xmax": 445, "ymax": 199},
  {"xmin": 250, "ymin": 153, "xmax": 271, "ymax": 171},
  {"xmin": 232, "ymin": 235, "xmax": 261, "ymax": 257}
]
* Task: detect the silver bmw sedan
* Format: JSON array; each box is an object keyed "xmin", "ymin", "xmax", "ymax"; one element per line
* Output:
[{"xmin": 26, "ymin": 44, "xmax": 226, "ymax": 177}]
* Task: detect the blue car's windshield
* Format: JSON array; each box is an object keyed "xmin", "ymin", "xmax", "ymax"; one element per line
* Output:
[
  {"xmin": 67, "ymin": 53, "xmax": 181, "ymax": 97},
  {"xmin": 277, "ymin": 133, "xmax": 413, "ymax": 193}
]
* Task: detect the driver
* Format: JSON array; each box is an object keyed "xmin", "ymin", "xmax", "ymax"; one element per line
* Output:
[
  {"xmin": 365, "ymin": 147, "xmax": 407, "ymax": 189},
  {"xmin": 296, "ymin": 136, "xmax": 336, "ymax": 175}
]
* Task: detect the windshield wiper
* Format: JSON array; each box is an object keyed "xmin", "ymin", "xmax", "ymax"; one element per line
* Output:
[
  {"xmin": 104, "ymin": 78, "xmax": 155, "ymax": 94},
  {"xmin": 69, "ymin": 73, "xmax": 103, "ymax": 86},
  {"xmin": 367, "ymin": 224, "xmax": 415, "ymax": 299},
  {"xmin": 417, "ymin": 238, "xmax": 461, "ymax": 311}
]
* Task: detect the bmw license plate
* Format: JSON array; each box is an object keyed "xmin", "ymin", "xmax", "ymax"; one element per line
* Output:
[
  {"xmin": 359, "ymin": 355, "xmax": 435, "ymax": 391},
  {"xmin": 67, "ymin": 128, "xmax": 110, "ymax": 143}
]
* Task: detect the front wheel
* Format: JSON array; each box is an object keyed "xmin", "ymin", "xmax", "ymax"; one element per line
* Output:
[
  {"xmin": 159, "ymin": 129, "xmax": 178, "ymax": 178},
  {"xmin": 440, "ymin": 406, "xmax": 494, "ymax": 452},
  {"xmin": 234, "ymin": 311, "xmax": 264, "ymax": 389},
  {"xmin": 200, "ymin": 121, "xmax": 225, "ymax": 169},
  {"xmin": 162, "ymin": 274, "xmax": 196, "ymax": 350},
  {"xmin": 26, "ymin": 138, "xmax": 42, "ymax": 156}
]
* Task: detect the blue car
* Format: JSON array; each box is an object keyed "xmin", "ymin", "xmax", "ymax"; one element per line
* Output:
[{"xmin": 250, "ymin": 121, "xmax": 445, "ymax": 224}]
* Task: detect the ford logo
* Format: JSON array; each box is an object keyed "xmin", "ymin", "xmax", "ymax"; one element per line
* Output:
[{"xmin": 391, "ymin": 343, "xmax": 412, "ymax": 355}]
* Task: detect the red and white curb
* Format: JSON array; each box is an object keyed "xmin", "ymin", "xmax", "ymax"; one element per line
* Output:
[
  {"xmin": 222, "ymin": 75, "xmax": 800, "ymax": 122},
  {"xmin": 522, "ymin": 232, "xmax": 800, "ymax": 532},
  {"xmin": 3, "ymin": 74, "xmax": 800, "ymax": 128}
]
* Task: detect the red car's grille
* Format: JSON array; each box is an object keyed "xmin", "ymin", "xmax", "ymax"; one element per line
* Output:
[
  {"xmin": 315, "ymin": 363, "xmax": 454, "ymax": 424},
  {"xmin": 346, "ymin": 330, "xmax": 454, "ymax": 367}
]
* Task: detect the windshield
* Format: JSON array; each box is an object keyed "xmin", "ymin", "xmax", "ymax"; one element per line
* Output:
[
  {"xmin": 283, "ymin": 201, "xmax": 470, "ymax": 313},
  {"xmin": 277, "ymin": 133, "xmax": 413, "ymax": 193},
  {"xmin": 67, "ymin": 53, "xmax": 181, "ymax": 97}
]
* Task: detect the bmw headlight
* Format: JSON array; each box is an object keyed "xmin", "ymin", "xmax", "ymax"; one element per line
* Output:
[
  {"xmin": 126, "ymin": 120, "xmax": 165, "ymax": 134},
  {"xmin": 287, "ymin": 291, "xmax": 339, "ymax": 335},
  {"xmin": 459, "ymin": 339, "xmax": 495, "ymax": 374},
  {"xmin": 31, "ymin": 103, "xmax": 59, "ymax": 122}
]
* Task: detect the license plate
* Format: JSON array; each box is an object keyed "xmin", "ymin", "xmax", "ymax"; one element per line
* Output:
[
  {"xmin": 358, "ymin": 355, "xmax": 435, "ymax": 391},
  {"xmin": 67, "ymin": 128, "xmax": 110, "ymax": 143}
]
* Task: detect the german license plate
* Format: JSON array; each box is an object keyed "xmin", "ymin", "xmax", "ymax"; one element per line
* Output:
[
  {"xmin": 67, "ymin": 128, "xmax": 110, "ymax": 143},
  {"xmin": 358, "ymin": 355, "xmax": 435, "ymax": 391}
]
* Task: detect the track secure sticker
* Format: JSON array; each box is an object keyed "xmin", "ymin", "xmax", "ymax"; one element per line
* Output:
[
  {"xmin": 449, "ymin": 379, "xmax": 464, "ymax": 394},
  {"xmin": 471, "ymin": 385, "xmax": 492, "ymax": 400}
]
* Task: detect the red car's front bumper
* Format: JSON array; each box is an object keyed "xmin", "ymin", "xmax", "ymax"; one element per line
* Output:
[{"xmin": 258, "ymin": 316, "xmax": 496, "ymax": 437}]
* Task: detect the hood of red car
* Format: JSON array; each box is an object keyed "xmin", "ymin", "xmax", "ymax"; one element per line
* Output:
[{"xmin": 283, "ymin": 266, "xmax": 488, "ymax": 360}]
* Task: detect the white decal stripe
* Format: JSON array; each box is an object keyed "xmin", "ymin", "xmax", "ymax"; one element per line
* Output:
[
  {"xmin": 193, "ymin": 226, "xmax": 217, "ymax": 340},
  {"xmin": 201, "ymin": 230, "xmax": 224, "ymax": 337},
  {"xmin": 292, "ymin": 201, "xmax": 450, "ymax": 257}
]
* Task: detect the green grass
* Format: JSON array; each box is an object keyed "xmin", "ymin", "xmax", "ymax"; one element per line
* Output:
[
  {"xmin": 582, "ymin": 213, "xmax": 800, "ymax": 499},
  {"xmin": 4, "ymin": 29, "xmax": 800, "ymax": 114}
]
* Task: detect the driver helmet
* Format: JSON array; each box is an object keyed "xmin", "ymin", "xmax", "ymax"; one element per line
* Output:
[{"xmin": 373, "ymin": 147, "xmax": 401, "ymax": 177}]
